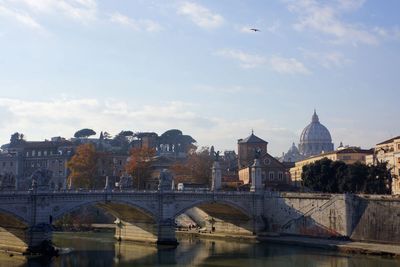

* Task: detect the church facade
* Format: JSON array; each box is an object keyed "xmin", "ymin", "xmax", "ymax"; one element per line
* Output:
[{"xmin": 237, "ymin": 132, "xmax": 290, "ymax": 189}]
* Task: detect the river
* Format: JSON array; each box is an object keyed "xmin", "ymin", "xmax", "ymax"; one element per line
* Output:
[{"xmin": 0, "ymin": 232, "xmax": 399, "ymax": 267}]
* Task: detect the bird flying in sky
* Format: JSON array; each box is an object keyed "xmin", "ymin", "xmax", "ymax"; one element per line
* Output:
[{"xmin": 250, "ymin": 28, "xmax": 260, "ymax": 32}]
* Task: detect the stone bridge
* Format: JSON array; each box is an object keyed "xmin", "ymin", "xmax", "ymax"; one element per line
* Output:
[
  {"xmin": 0, "ymin": 189, "xmax": 265, "ymax": 254},
  {"xmin": 2, "ymin": 161, "xmax": 400, "ymax": 255}
]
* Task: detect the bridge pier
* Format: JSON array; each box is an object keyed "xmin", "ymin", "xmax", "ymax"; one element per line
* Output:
[
  {"xmin": 157, "ymin": 219, "xmax": 178, "ymax": 246},
  {"xmin": 26, "ymin": 223, "xmax": 57, "ymax": 255}
]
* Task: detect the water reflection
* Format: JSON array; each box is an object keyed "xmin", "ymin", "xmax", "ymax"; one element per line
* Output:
[{"xmin": 1, "ymin": 232, "xmax": 399, "ymax": 267}]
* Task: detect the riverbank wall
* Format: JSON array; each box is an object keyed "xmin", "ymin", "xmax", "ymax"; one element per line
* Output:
[{"xmin": 264, "ymin": 193, "xmax": 400, "ymax": 244}]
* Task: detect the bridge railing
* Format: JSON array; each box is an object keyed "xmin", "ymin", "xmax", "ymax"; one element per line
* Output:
[{"xmin": 0, "ymin": 188, "xmax": 261, "ymax": 196}]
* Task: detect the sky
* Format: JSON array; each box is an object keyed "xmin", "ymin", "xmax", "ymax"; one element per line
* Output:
[{"xmin": 0, "ymin": 0, "xmax": 399, "ymax": 156}]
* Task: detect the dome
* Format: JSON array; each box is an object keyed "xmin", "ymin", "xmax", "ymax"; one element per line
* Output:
[
  {"xmin": 282, "ymin": 142, "xmax": 305, "ymax": 162},
  {"xmin": 299, "ymin": 110, "xmax": 334, "ymax": 157},
  {"xmin": 288, "ymin": 142, "xmax": 300, "ymax": 154}
]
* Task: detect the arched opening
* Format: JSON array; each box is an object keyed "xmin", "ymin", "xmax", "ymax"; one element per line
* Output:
[
  {"xmin": 0, "ymin": 210, "xmax": 29, "ymax": 253},
  {"xmin": 53, "ymin": 201, "xmax": 158, "ymax": 244},
  {"xmin": 175, "ymin": 201, "xmax": 253, "ymax": 236}
]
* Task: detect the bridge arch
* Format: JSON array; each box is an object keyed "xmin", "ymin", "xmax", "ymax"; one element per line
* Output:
[
  {"xmin": 0, "ymin": 208, "xmax": 30, "ymax": 253},
  {"xmin": 0, "ymin": 206, "xmax": 29, "ymax": 226},
  {"xmin": 52, "ymin": 199, "xmax": 157, "ymax": 223},
  {"xmin": 173, "ymin": 198, "xmax": 254, "ymax": 235},
  {"xmin": 174, "ymin": 199, "xmax": 252, "ymax": 219}
]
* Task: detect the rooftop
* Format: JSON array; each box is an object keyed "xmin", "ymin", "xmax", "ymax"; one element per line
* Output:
[
  {"xmin": 376, "ymin": 136, "xmax": 400, "ymax": 146},
  {"xmin": 301, "ymin": 147, "xmax": 373, "ymax": 161},
  {"xmin": 238, "ymin": 132, "xmax": 268, "ymax": 144}
]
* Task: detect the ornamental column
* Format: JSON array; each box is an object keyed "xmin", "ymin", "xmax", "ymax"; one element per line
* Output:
[{"xmin": 250, "ymin": 158, "xmax": 262, "ymax": 192}]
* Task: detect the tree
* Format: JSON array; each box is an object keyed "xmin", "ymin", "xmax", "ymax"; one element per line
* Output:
[
  {"xmin": 302, "ymin": 158, "xmax": 392, "ymax": 194},
  {"xmin": 67, "ymin": 144, "xmax": 99, "ymax": 189},
  {"xmin": 125, "ymin": 147, "xmax": 156, "ymax": 189},
  {"xmin": 119, "ymin": 130, "xmax": 134, "ymax": 137},
  {"xmin": 341, "ymin": 162, "xmax": 368, "ymax": 193},
  {"xmin": 364, "ymin": 161, "xmax": 391, "ymax": 194},
  {"xmin": 302, "ymin": 158, "xmax": 340, "ymax": 193},
  {"xmin": 9, "ymin": 132, "xmax": 25, "ymax": 145},
  {"xmin": 171, "ymin": 147, "xmax": 213, "ymax": 185},
  {"xmin": 74, "ymin": 128, "xmax": 96, "ymax": 139},
  {"xmin": 111, "ymin": 130, "xmax": 135, "ymax": 152},
  {"xmin": 103, "ymin": 132, "xmax": 112, "ymax": 140}
]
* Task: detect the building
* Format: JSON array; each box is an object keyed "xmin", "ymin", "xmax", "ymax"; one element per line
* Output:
[
  {"xmin": 97, "ymin": 153, "xmax": 128, "ymax": 188},
  {"xmin": 280, "ymin": 110, "xmax": 334, "ymax": 164},
  {"xmin": 281, "ymin": 142, "xmax": 305, "ymax": 163},
  {"xmin": 366, "ymin": 136, "xmax": 400, "ymax": 195},
  {"xmin": 237, "ymin": 132, "xmax": 290, "ymax": 189},
  {"xmin": 0, "ymin": 135, "xmax": 74, "ymax": 190},
  {"xmin": 298, "ymin": 110, "xmax": 334, "ymax": 157},
  {"xmin": 290, "ymin": 147, "xmax": 373, "ymax": 186}
]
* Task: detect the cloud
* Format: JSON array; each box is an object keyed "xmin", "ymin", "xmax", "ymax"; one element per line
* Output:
[
  {"xmin": 336, "ymin": 0, "xmax": 366, "ymax": 11},
  {"xmin": 373, "ymin": 26, "xmax": 400, "ymax": 42},
  {"xmin": 0, "ymin": 4, "xmax": 42, "ymax": 30},
  {"xmin": 301, "ymin": 49, "xmax": 351, "ymax": 68},
  {"xmin": 110, "ymin": 12, "xmax": 162, "ymax": 32},
  {"xmin": 270, "ymin": 56, "xmax": 311, "ymax": 74},
  {"xmin": 285, "ymin": 0, "xmax": 378, "ymax": 46},
  {"xmin": 0, "ymin": 97, "xmax": 301, "ymax": 156},
  {"xmin": 17, "ymin": 0, "xmax": 98, "ymax": 22},
  {"xmin": 178, "ymin": 1, "xmax": 224, "ymax": 29},
  {"xmin": 193, "ymin": 85, "xmax": 263, "ymax": 95},
  {"xmin": 0, "ymin": 0, "xmax": 98, "ymax": 30},
  {"xmin": 216, "ymin": 49, "xmax": 310, "ymax": 74},
  {"xmin": 0, "ymin": 98, "xmax": 215, "ymax": 145},
  {"xmin": 216, "ymin": 49, "xmax": 266, "ymax": 68}
]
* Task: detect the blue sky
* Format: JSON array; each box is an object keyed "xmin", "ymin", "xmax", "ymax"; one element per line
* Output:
[{"xmin": 0, "ymin": 0, "xmax": 399, "ymax": 156}]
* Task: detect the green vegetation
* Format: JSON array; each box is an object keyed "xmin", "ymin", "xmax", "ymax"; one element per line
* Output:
[
  {"xmin": 74, "ymin": 128, "xmax": 97, "ymax": 138},
  {"xmin": 302, "ymin": 158, "xmax": 391, "ymax": 194}
]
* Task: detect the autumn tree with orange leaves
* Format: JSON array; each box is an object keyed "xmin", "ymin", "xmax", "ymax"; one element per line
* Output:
[
  {"xmin": 125, "ymin": 147, "xmax": 156, "ymax": 189},
  {"xmin": 171, "ymin": 147, "xmax": 213, "ymax": 185},
  {"xmin": 67, "ymin": 143, "xmax": 99, "ymax": 189}
]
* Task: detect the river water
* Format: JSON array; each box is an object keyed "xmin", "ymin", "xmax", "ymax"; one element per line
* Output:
[{"xmin": 0, "ymin": 232, "xmax": 399, "ymax": 267}]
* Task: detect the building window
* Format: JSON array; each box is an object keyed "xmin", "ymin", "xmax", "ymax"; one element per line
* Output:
[
  {"xmin": 278, "ymin": 172, "xmax": 283, "ymax": 181},
  {"xmin": 38, "ymin": 151, "xmax": 42, "ymax": 157},
  {"xmin": 10, "ymin": 162, "xmax": 13, "ymax": 167},
  {"xmin": 32, "ymin": 150, "xmax": 35, "ymax": 157},
  {"xmin": 44, "ymin": 151, "xmax": 47, "ymax": 156},
  {"xmin": 269, "ymin": 172, "xmax": 274, "ymax": 180},
  {"xmin": 26, "ymin": 152, "xmax": 29, "ymax": 157}
]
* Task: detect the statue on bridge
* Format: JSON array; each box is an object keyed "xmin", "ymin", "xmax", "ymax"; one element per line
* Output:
[
  {"xmin": 158, "ymin": 169, "xmax": 174, "ymax": 192},
  {"xmin": 0, "ymin": 173, "xmax": 15, "ymax": 191},
  {"xmin": 118, "ymin": 174, "xmax": 133, "ymax": 190},
  {"xmin": 30, "ymin": 169, "xmax": 53, "ymax": 191},
  {"xmin": 214, "ymin": 150, "xmax": 220, "ymax": 162}
]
